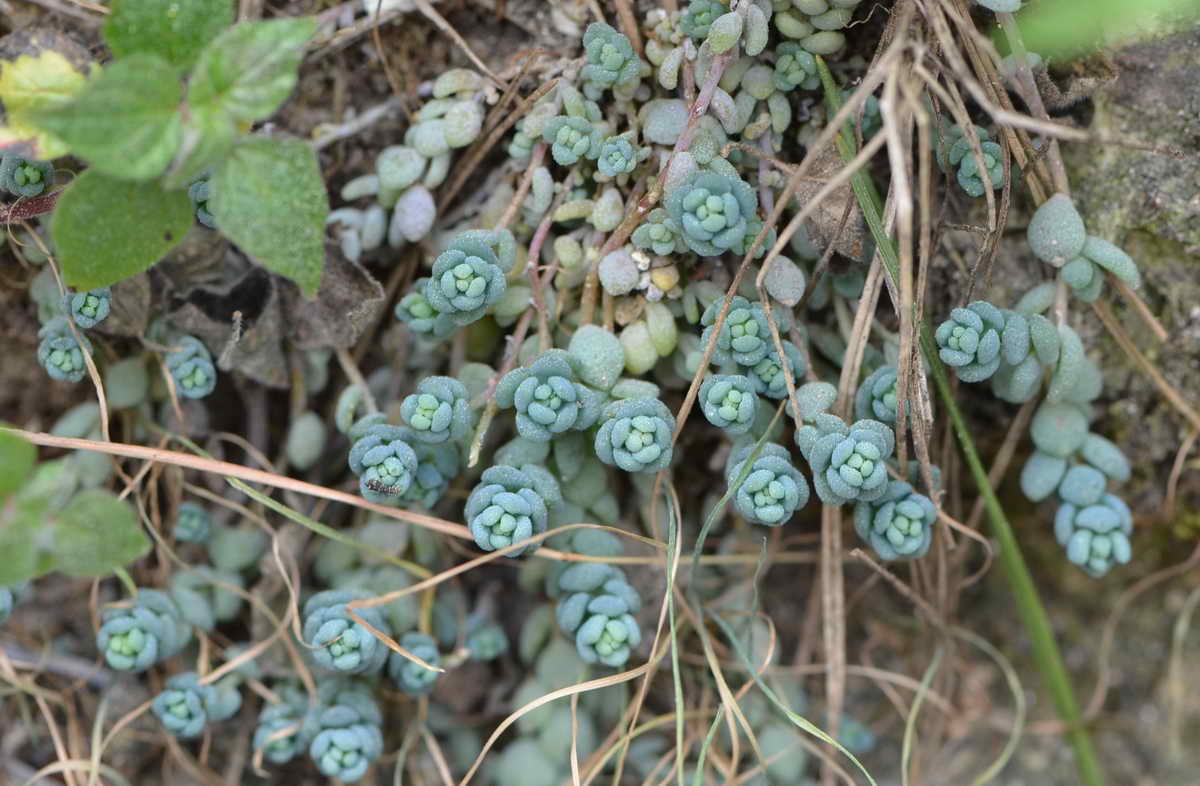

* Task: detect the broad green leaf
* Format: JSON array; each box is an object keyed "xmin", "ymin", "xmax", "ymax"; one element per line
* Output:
[
  {"xmin": 0, "ymin": 428, "xmax": 35, "ymax": 498},
  {"xmin": 0, "ymin": 496, "xmax": 55, "ymax": 585},
  {"xmin": 32, "ymin": 53, "xmax": 183, "ymax": 181},
  {"xmin": 211, "ymin": 137, "xmax": 328, "ymax": 297},
  {"xmin": 1011, "ymin": 0, "xmax": 1200, "ymax": 60},
  {"xmin": 188, "ymin": 18, "xmax": 316, "ymax": 125},
  {"xmin": 53, "ymin": 489, "xmax": 150, "ymax": 577},
  {"xmin": 52, "ymin": 169, "xmax": 193, "ymax": 290},
  {"xmin": 104, "ymin": 0, "xmax": 234, "ymax": 71},
  {"xmin": 0, "ymin": 48, "xmax": 90, "ymax": 158}
]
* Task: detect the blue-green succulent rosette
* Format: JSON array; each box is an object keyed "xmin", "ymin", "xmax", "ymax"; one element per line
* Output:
[
  {"xmin": 465, "ymin": 464, "xmax": 560, "ymax": 555},
  {"xmin": 773, "ymin": 42, "xmax": 820, "ymax": 91},
  {"xmin": 396, "ymin": 427, "xmax": 461, "ymax": 509},
  {"xmin": 955, "ymin": 140, "xmax": 1003, "ymax": 197},
  {"xmin": 594, "ymin": 397, "xmax": 675, "ymax": 473},
  {"xmin": 581, "ymin": 22, "xmax": 641, "ymax": 93},
  {"xmin": 37, "ymin": 316, "xmax": 92, "ymax": 383},
  {"xmin": 1053, "ymin": 465, "xmax": 1132, "ymax": 577},
  {"xmin": 680, "ymin": 0, "xmax": 729, "ymax": 40},
  {"xmin": 96, "ymin": 588, "xmax": 190, "ymax": 672},
  {"xmin": 597, "ymin": 133, "xmax": 638, "ymax": 177},
  {"xmin": 700, "ymin": 295, "xmax": 773, "ymax": 366},
  {"xmin": 542, "ymin": 115, "xmax": 602, "ymax": 166},
  {"xmin": 395, "ymin": 282, "xmax": 457, "ymax": 338},
  {"xmin": 308, "ymin": 681, "xmax": 384, "ymax": 783},
  {"xmin": 347, "ymin": 424, "xmax": 419, "ymax": 504},
  {"xmin": 165, "ymin": 335, "xmax": 218, "ymax": 399},
  {"xmin": 152, "ymin": 671, "xmax": 241, "ymax": 739},
  {"xmin": 399, "ymin": 375, "xmax": 473, "ymax": 444},
  {"xmin": 745, "ymin": 340, "xmax": 806, "ymax": 400},
  {"xmin": 796, "ymin": 414, "xmax": 896, "ymax": 506},
  {"xmin": 63, "ymin": 287, "xmax": 112, "ymax": 329},
  {"xmin": 853, "ymin": 480, "xmax": 937, "ymax": 560},
  {"xmin": 699, "ymin": 374, "xmax": 758, "ymax": 435},
  {"xmin": 855, "ymin": 365, "xmax": 899, "ymax": 423},
  {"xmin": 631, "ymin": 207, "xmax": 686, "ymax": 256},
  {"xmin": 934, "ymin": 300, "xmax": 1005, "ymax": 383},
  {"xmin": 495, "ymin": 349, "xmax": 603, "ymax": 442},
  {"xmin": 664, "ymin": 170, "xmax": 759, "ymax": 257},
  {"xmin": 555, "ymin": 562, "xmax": 642, "ymax": 667},
  {"xmin": 0, "ymin": 153, "xmax": 53, "ymax": 197},
  {"xmin": 175, "ymin": 501, "xmax": 212, "ymax": 543},
  {"xmin": 423, "ymin": 243, "xmax": 507, "ymax": 327},
  {"xmin": 388, "ymin": 631, "xmax": 442, "ymax": 695},
  {"xmin": 725, "ymin": 441, "xmax": 810, "ymax": 526},
  {"xmin": 254, "ymin": 685, "xmax": 313, "ymax": 764},
  {"xmin": 302, "ymin": 589, "xmax": 392, "ymax": 675}
]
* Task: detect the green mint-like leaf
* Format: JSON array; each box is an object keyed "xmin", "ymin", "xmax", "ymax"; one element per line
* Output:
[
  {"xmin": 104, "ymin": 0, "xmax": 234, "ymax": 71},
  {"xmin": 52, "ymin": 169, "xmax": 193, "ymax": 290},
  {"xmin": 211, "ymin": 137, "xmax": 328, "ymax": 297},
  {"xmin": 31, "ymin": 53, "xmax": 183, "ymax": 181},
  {"xmin": 188, "ymin": 17, "xmax": 316, "ymax": 125},
  {"xmin": 53, "ymin": 489, "xmax": 151, "ymax": 577},
  {"xmin": 0, "ymin": 495, "xmax": 54, "ymax": 586},
  {"xmin": 0, "ymin": 427, "xmax": 35, "ymax": 498},
  {"xmin": 162, "ymin": 103, "xmax": 237, "ymax": 189}
]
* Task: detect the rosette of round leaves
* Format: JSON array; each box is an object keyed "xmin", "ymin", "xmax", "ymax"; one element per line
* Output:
[
  {"xmin": 796, "ymin": 414, "xmax": 895, "ymax": 506},
  {"xmin": 169, "ymin": 567, "xmax": 244, "ymax": 631},
  {"xmin": 165, "ymin": 335, "xmax": 217, "ymax": 399},
  {"xmin": 388, "ymin": 632, "xmax": 442, "ymax": 695},
  {"xmin": 581, "ymin": 23, "xmax": 641, "ymax": 94},
  {"xmin": 347, "ymin": 424, "xmax": 419, "ymax": 505},
  {"xmin": 399, "ymin": 430, "xmax": 461, "ymax": 509},
  {"xmin": 302, "ymin": 589, "xmax": 392, "ymax": 675},
  {"xmin": 542, "ymin": 115, "xmax": 602, "ymax": 166},
  {"xmin": 0, "ymin": 153, "xmax": 53, "ymax": 197},
  {"xmin": 253, "ymin": 685, "xmax": 312, "ymax": 764},
  {"xmin": 175, "ymin": 502, "xmax": 212, "ymax": 543},
  {"xmin": 37, "ymin": 316, "xmax": 92, "ymax": 383},
  {"xmin": 631, "ymin": 207, "xmax": 686, "ymax": 255},
  {"xmin": 151, "ymin": 671, "xmax": 241, "ymax": 739},
  {"xmin": 773, "ymin": 43, "xmax": 820, "ymax": 91},
  {"xmin": 854, "ymin": 365, "xmax": 899, "ymax": 423},
  {"xmin": 597, "ymin": 133, "xmax": 638, "ymax": 177},
  {"xmin": 1055, "ymin": 492, "xmax": 1133, "ymax": 578},
  {"xmin": 63, "ymin": 287, "xmax": 112, "ymax": 329},
  {"xmin": 424, "ymin": 238, "xmax": 508, "ymax": 326},
  {"xmin": 700, "ymin": 295, "xmax": 772, "ymax": 366},
  {"xmin": 934, "ymin": 300, "xmax": 1005, "ymax": 382},
  {"xmin": 745, "ymin": 340, "xmax": 806, "ymax": 399},
  {"xmin": 555, "ymin": 562, "xmax": 642, "ymax": 667},
  {"xmin": 724, "ymin": 441, "xmax": 810, "ymax": 526},
  {"xmin": 465, "ymin": 464, "xmax": 560, "ymax": 555},
  {"xmin": 853, "ymin": 480, "xmax": 938, "ymax": 560},
  {"xmin": 664, "ymin": 170, "xmax": 759, "ymax": 257},
  {"xmin": 399, "ymin": 376, "xmax": 473, "ymax": 444},
  {"xmin": 594, "ymin": 397, "xmax": 676, "ymax": 473},
  {"xmin": 955, "ymin": 140, "xmax": 1003, "ymax": 197},
  {"xmin": 699, "ymin": 374, "xmax": 758, "ymax": 434},
  {"xmin": 495, "ymin": 350, "xmax": 601, "ymax": 441},
  {"xmin": 681, "ymin": 0, "xmax": 729, "ymax": 40},
  {"xmin": 466, "ymin": 616, "xmax": 510, "ymax": 661},
  {"xmin": 308, "ymin": 680, "xmax": 384, "ymax": 783},
  {"xmin": 774, "ymin": 0, "xmax": 862, "ymax": 54},
  {"xmin": 395, "ymin": 282, "xmax": 456, "ymax": 339},
  {"xmin": 1027, "ymin": 193, "xmax": 1086, "ymax": 266},
  {"xmin": 990, "ymin": 308, "xmax": 1060, "ymax": 403},
  {"xmin": 96, "ymin": 588, "xmax": 191, "ymax": 672}
]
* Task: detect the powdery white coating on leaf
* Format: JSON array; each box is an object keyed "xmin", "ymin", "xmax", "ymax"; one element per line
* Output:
[
  {"xmin": 569, "ymin": 325, "xmax": 625, "ymax": 391},
  {"xmin": 640, "ymin": 98, "xmax": 690, "ymax": 144},
  {"xmin": 1020, "ymin": 450, "xmax": 1068, "ymax": 502},
  {"xmin": 620, "ymin": 321, "xmax": 658, "ymax": 375},
  {"xmin": 388, "ymin": 186, "xmax": 436, "ymax": 246},
  {"xmin": 1030, "ymin": 402, "xmax": 1088, "ymax": 458},
  {"xmin": 1027, "ymin": 193, "xmax": 1086, "ymax": 265},
  {"xmin": 598, "ymin": 249, "xmax": 639, "ymax": 295},
  {"xmin": 762, "ymin": 255, "xmax": 807, "ymax": 306}
]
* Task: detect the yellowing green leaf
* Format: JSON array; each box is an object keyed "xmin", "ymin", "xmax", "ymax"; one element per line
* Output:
[{"xmin": 0, "ymin": 48, "xmax": 89, "ymax": 158}]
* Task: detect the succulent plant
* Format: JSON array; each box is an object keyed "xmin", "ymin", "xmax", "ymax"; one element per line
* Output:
[
  {"xmin": 594, "ymin": 397, "xmax": 676, "ymax": 473},
  {"xmin": 388, "ymin": 631, "xmax": 441, "ymax": 694},
  {"xmin": 1027, "ymin": 193, "xmax": 1086, "ymax": 265},
  {"xmin": 347, "ymin": 423, "xmax": 419, "ymax": 505},
  {"xmin": 854, "ymin": 365, "xmax": 900, "ymax": 423},
  {"xmin": 664, "ymin": 170, "xmax": 760, "ymax": 257},
  {"xmin": 555, "ymin": 562, "xmax": 642, "ymax": 667},
  {"xmin": 253, "ymin": 685, "xmax": 312, "ymax": 764},
  {"xmin": 631, "ymin": 207, "xmax": 687, "ymax": 256},
  {"xmin": 465, "ymin": 464, "xmax": 559, "ymax": 555},
  {"xmin": 399, "ymin": 430, "xmax": 461, "ymax": 508},
  {"xmin": 399, "ymin": 376, "xmax": 473, "ymax": 444},
  {"xmin": 597, "ymin": 133, "xmax": 638, "ymax": 177},
  {"xmin": 302, "ymin": 589, "xmax": 392, "ymax": 675},
  {"xmin": 0, "ymin": 153, "xmax": 53, "ymax": 197},
  {"xmin": 725, "ymin": 441, "xmax": 810, "ymax": 526},
  {"xmin": 63, "ymin": 287, "xmax": 112, "ymax": 329},
  {"xmin": 308, "ymin": 680, "xmax": 384, "ymax": 782},
  {"xmin": 680, "ymin": 0, "xmax": 730, "ymax": 41},
  {"xmin": 699, "ymin": 374, "xmax": 759, "ymax": 434},
  {"xmin": 1054, "ymin": 493, "xmax": 1133, "ymax": 578},
  {"xmin": 796, "ymin": 414, "xmax": 895, "ymax": 506},
  {"xmin": 424, "ymin": 243, "xmax": 508, "ymax": 326},
  {"xmin": 164, "ymin": 335, "xmax": 218, "ymax": 399},
  {"xmin": 495, "ymin": 350, "xmax": 600, "ymax": 441},
  {"xmin": 745, "ymin": 339, "xmax": 806, "ymax": 399},
  {"xmin": 96, "ymin": 588, "xmax": 190, "ymax": 672},
  {"xmin": 542, "ymin": 115, "xmax": 602, "ymax": 166},
  {"xmin": 773, "ymin": 42, "xmax": 820, "ymax": 91},
  {"xmin": 37, "ymin": 316, "xmax": 92, "ymax": 383},
  {"xmin": 853, "ymin": 480, "xmax": 938, "ymax": 560},
  {"xmin": 581, "ymin": 23, "xmax": 641, "ymax": 95},
  {"xmin": 700, "ymin": 295, "xmax": 773, "ymax": 366},
  {"xmin": 175, "ymin": 502, "xmax": 212, "ymax": 543},
  {"xmin": 151, "ymin": 671, "xmax": 241, "ymax": 738},
  {"xmin": 934, "ymin": 300, "xmax": 1005, "ymax": 382},
  {"xmin": 395, "ymin": 282, "xmax": 456, "ymax": 338}
]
